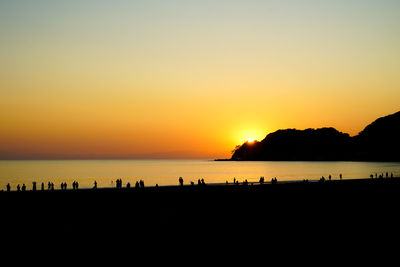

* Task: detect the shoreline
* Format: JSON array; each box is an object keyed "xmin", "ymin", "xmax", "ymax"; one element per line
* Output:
[{"xmin": 1, "ymin": 176, "xmax": 398, "ymax": 193}]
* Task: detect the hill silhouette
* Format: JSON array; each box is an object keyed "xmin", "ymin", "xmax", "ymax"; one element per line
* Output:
[{"xmin": 229, "ymin": 110, "xmax": 400, "ymax": 161}]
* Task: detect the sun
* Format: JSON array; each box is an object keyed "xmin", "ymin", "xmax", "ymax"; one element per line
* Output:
[{"xmin": 234, "ymin": 126, "xmax": 266, "ymax": 145}]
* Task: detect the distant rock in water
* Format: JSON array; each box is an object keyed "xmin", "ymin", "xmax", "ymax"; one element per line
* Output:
[{"xmin": 229, "ymin": 110, "xmax": 400, "ymax": 161}]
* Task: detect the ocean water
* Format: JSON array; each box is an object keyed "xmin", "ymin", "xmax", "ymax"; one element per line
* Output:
[{"xmin": 0, "ymin": 159, "xmax": 400, "ymax": 190}]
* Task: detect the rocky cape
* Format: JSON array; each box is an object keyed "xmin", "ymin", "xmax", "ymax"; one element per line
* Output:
[{"xmin": 224, "ymin": 110, "xmax": 400, "ymax": 161}]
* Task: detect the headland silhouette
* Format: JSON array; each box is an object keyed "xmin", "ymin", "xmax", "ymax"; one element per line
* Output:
[{"xmin": 225, "ymin": 110, "xmax": 400, "ymax": 161}]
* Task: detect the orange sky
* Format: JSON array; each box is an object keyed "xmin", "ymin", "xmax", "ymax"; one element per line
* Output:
[{"xmin": 1, "ymin": 1, "xmax": 400, "ymax": 159}]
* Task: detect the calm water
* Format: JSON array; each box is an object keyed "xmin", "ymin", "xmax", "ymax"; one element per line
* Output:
[{"xmin": 1, "ymin": 160, "xmax": 400, "ymax": 190}]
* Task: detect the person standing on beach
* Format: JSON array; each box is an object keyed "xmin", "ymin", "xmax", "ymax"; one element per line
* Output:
[
  {"xmin": 179, "ymin": 177, "xmax": 184, "ymax": 186},
  {"xmin": 41, "ymin": 182, "xmax": 44, "ymax": 191},
  {"xmin": 6, "ymin": 183, "xmax": 10, "ymax": 192},
  {"xmin": 340, "ymin": 174, "xmax": 342, "ymax": 180},
  {"xmin": 93, "ymin": 181, "xmax": 97, "ymax": 189},
  {"xmin": 117, "ymin": 179, "xmax": 122, "ymax": 189}
]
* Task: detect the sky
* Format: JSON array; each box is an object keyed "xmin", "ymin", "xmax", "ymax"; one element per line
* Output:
[{"xmin": 1, "ymin": 0, "xmax": 400, "ymax": 159}]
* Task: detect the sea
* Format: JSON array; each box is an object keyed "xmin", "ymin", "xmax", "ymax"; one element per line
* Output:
[{"xmin": 1, "ymin": 159, "xmax": 400, "ymax": 190}]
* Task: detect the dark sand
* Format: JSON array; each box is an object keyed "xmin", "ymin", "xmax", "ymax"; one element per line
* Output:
[{"xmin": 1, "ymin": 178, "xmax": 400, "ymax": 256}]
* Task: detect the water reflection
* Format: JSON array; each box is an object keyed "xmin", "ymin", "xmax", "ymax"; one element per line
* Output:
[{"xmin": 0, "ymin": 159, "xmax": 399, "ymax": 189}]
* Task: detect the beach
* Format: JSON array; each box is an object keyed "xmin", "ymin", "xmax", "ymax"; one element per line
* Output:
[{"xmin": 2, "ymin": 177, "xmax": 400, "ymax": 248}]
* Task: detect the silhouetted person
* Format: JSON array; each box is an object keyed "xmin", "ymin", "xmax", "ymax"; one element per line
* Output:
[
  {"xmin": 139, "ymin": 180, "xmax": 144, "ymax": 188},
  {"xmin": 191, "ymin": 181, "xmax": 195, "ymax": 186},
  {"xmin": 135, "ymin": 181, "xmax": 139, "ymax": 188},
  {"xmin": 259, "ymin": 177, "xmax": 264, "ymax": 184},
  {"xmin": 51, "ymin": 183, "xmax": 54, "ymax": 190},
  {"xmin": 17, "ymin": 184, "xmax": 20, "ymax": 192},
  {"xmin": 75, "ymin": 181, "xmax": 79, "ymax": 190},
  {"xmin": 127, "ymin": 182, "xmax": 131, "ymax": 189},
  {"xmin": 386, "ymin": 172, "xmax": 389, "ymax": 178},
  {"xmin": 41, "ymin": 182, "xmax": 44, "ymax": 191},
  {"xmin": 233, "ymin": 178, "xmax": 236, "ymax": 184},
  {"xmin": 391, "ymin": 172, "xmax": 394, "ymax": 178},
  {"xmin": 93, "ymin": 181, "xmax": 97, "ymax": 189},
  {"xmin": 48, "ymin": 182, "xmax": 51, "ymax": 190},
  {"xmin": 340, "ymin": 174, "xmax": 342, "ymax": 180},
  {"xmin": 6, "ymin": 183, "xmax": 10, "ymax": 192},
  {"xmin": 197, "ymin": 179, "xmax": 201, "ymax": 186},
  {"xmin": 370, "ymin": 174, "xmax": 374, "ymax": 179},
  {"xmin": 179, "ymin": 177, "xmax": 184, "ymax": 186},
  {"xmin": 319, "ymin": 176, "xmax": 325, "ymax": 183},
  {"xmin": 22, "ymin": 184, "xmax": 26, "ymax": 191},
  {"xmin": 201, "ymin": 178, "xmax": 205, "ymax": 185},
  {"xmin": 32, "ymin": 182, "xmax": 37, "ymax": 191}
]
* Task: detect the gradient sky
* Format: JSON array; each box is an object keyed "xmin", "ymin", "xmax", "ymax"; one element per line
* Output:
[{"xmin": 1, "ymin": 0, "xmax": 400, "ymax": 159}]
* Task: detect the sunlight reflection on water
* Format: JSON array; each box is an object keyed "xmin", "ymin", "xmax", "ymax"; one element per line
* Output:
[{"xmin": 1, "ymin": 159, "xmax": 400, "ymax": 190}]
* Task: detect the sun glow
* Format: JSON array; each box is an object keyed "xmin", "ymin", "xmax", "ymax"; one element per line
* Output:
[{"xmin": 235, "ymin": 128, "xmax": 267, "ymax": 146}]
